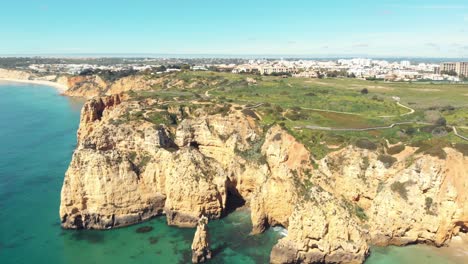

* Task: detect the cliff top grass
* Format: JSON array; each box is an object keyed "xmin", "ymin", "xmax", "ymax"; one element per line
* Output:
[{"xmin": 126, "ymin": 71, "xmax": 468, "ymax": 159}]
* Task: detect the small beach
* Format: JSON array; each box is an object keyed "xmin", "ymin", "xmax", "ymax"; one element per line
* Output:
[{"xmin": 0, "ymin": 78, "xmax": 68, "ymax": 93}]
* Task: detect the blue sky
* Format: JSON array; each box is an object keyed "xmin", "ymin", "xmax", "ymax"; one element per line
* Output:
[{"xmin": 1, "ymin": 0, "xmax": 467, "ymax": 57}]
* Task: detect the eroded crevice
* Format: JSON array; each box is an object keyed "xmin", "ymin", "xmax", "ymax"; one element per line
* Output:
[
  {"xmin": 223, "ymin": 180, "xmax": 246, "ymax": 217},
  {"xmin": 189, "ymin": 141, "xmax": 200, "ymax": 150}
]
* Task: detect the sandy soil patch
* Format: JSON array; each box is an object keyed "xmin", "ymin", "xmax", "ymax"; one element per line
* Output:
[
  {"xmin": 305, "ymin": 80, "xmax": 331, "ymax": 85},
  {"xmin": 410, "ymin": 88, "xmax": 441, "ymax": 92}
]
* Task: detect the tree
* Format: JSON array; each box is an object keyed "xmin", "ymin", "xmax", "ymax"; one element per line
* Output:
[
  {"xmin": 441, "ymin": 70, "xmax": 457, "ymax": 76},
  {"xmin": 361, "ymin": 88, "xmax": 369, "ymax": 94},
  {"xmin": 181, "ymin": 64, "xmax": 191, "ymax": 70},
  {"xmin": 435, "ymin": 117, "xmax": 447, "ymax": 127}
]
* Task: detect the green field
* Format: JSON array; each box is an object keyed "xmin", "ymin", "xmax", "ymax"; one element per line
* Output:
[{"xmin": 131, "ymin": 71, "xmax": 468, "ymax": 159}]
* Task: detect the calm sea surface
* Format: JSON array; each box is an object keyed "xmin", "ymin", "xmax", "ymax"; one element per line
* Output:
[{"xmin": 0, "ymin": 82, "xmax": 465, "ymax": 264}]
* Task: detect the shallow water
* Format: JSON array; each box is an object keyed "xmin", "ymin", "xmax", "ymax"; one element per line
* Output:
[{"xmin": 0, "ymin": 82, "xmax": 465, "ymax": 264}]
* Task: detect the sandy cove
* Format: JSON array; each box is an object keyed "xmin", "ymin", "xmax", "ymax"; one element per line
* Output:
[{"xmin": 0, "ymin": 78, "xmax": 69, "ymax": 93}]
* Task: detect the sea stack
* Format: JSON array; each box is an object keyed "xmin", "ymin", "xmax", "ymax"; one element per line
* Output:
[{"xmin": 191, "ymin": 215, "xmax": 212, "ymax": 263}]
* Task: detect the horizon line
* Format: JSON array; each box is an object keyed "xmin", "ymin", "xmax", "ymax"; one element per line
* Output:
[{"xmin": 1, "ymin": 53, "xmax": 468, "ymax": 60}]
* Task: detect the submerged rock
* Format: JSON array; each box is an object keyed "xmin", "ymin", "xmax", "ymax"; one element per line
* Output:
[
  {"xmin": 135, "ymin": 226, "xmax": 153, "ymax": 233},
  {"xmin": 191, "ymin": 216, "xmax": 212, "ymax": 263}
]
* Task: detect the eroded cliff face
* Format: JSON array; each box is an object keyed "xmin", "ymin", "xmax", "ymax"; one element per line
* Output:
[
  {"xmin": 319, "ymin": 145, "xmax": 468, "ymax": 247},
  {"xmin": 62, "ymin": 75, "xmax": 109, "ymax": 98},
  {"xmin": 60, "ymin": 94, "xmax": 467, "ymax": 263},
  {"xmin": 0, "ymin": 68, "xmax": 35, "ymax": 80},
  {"xmin": 60, "ymin": 73, "xmax": 230, "ymax": 98},
  {"xmin": 60, "ymin": 94, "xmax": 263, "ymax": 229}
]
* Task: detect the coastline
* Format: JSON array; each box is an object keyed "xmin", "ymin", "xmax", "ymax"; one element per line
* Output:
[{"xmin": 0, "ymin": 78, "xmax": 68, "ymax": 93}]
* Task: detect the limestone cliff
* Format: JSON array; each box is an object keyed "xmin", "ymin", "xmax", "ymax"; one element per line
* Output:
[
  {"xmin": 60, "ymin": 93, "xmax": 467, "ymax": 263},
  {"xmin": 0, "ymin": 68, "xmax": 35, "ymax": 80},
  {"xmin": 319, "ymin": 145, "xmax": 468, "ymax": 247}
]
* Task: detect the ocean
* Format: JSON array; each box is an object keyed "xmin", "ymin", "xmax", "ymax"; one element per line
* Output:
[{"xmin": 0, "ymin": 81, "xmax": 465, "ymax": 264}]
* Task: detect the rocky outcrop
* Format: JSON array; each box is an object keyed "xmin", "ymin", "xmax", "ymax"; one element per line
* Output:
[
  {"xmin": 368, "ymin": 148, "xmax": 468, "ymax": 246},
  {"xmin": 191, "ymin": 216, "xmax": 212, "ymax": 263},
  {"xmin": 106, "ymin": 75, "xmax": 161, "ymax": 95},
  {"xmin": 270, "ymin": 191, "xmax": 369, "ymax": 264},
  {"xmin": 60, "ymin": 93, "xmax": 468, "ymax": 263},
  {"xmin": 63, "ymin": 75, "xmax": 108, "ymax": 98},
  {"xmin": 60, "ymin": 94, "xmax": 167, "ymax": 228},
  {"xmin": 60, "ymin": 96, "xmax": 263, "ymax": 229},
  {"xmin": 319, "ymin": 145, "xmax": 468, "ymax": 247}
]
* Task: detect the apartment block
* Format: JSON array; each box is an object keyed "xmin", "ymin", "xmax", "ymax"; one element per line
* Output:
[{"xmin": 440, "ymin": 62, "xmax": 468, "ymax": 76}]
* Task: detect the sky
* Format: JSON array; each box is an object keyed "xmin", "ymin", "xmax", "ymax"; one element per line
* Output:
[{"xmin": 0, "ymin": 0, "xmax": 467, "ymax": 57}]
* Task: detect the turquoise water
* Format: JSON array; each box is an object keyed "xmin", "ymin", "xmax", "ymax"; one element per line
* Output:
[{"xmin": 0, "ymin": 82, "xmax": 465, "ymax": 264}]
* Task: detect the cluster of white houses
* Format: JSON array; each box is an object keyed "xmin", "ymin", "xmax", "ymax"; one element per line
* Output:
[{"xmin": 230, "ymin": 59, "xmax": 467, "ymax": 81}]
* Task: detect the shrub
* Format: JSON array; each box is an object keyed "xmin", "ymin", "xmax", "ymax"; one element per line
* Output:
[
  {"xmin": 285, "ymin": 110, "xmax": 309, "ymax": 121},
  {"xmin": 342, "ymin": 198, "xmax": 368, "ymax": 221},
  {"xmin": 361, "ymin": 156, "xmax": 370, "ymax": 170},
  {"xmin": 242, "ymin": 109, "xmax": 259, "ymax": 120},
  {"xmin": 355, "ymin": 139, "xmax": 377, "ymax": 150},
  {"xmin": 415, "ymin": 144, "xmax": 447, "ymax": 160},
  {"xmin": 372, "ymin": 95, "xmax": 384, "ymax": 102},
  {"xmin": 405, "ymin": 126, "xmax": 416, "ymax": 135},
  {"xmin": 146, "ymin": 111, "xmax": 169, "ymax": 125},
  {"xmin": 355, "ymin": 206, "xmax": 368, "ymax": 221},
  {"xmin": 454, "ymin": 143, "xmax": 468, "ymax": 156},
  {"xmin": 235, "ymin": 136, "xmax": 266, "ymax": 165},
  {"xmin": 139, "ymin": 155, "xmax": 152, "ymax": 168},
  {"xmin": 378, "ymin": 154, "xmax": 397, "ymax": 168},
  {"xmin": 273, "ymin": 105, "xmax": 283, "ymax": 113},
  {"xmin": 128, "ymin": 151, "xmax": 137, "ymax": 162},
  {"xmin": 435, "ymin": 117, "xmax": 447, "ymax": 127},
  {"xmin": 425, "ymin": 197, "xmax": 433, "ymax": 211},
  {"xmin": 272, "ymin": 133, "xmax": 282, "ymax": 141},
  {"xmin": 431, "ymin": 126, "xmax": 447, "ymax": 137},
  {"xmin": 391, "ymin": 181, "xmax": 408, "ymax": 200},
  {"xmin": 387, "ymin": 144, "xmax": 405, "ymax": 155},
  {"xmin": 290, "ymin": 106, "xmax": 302, "ymax": 112}
]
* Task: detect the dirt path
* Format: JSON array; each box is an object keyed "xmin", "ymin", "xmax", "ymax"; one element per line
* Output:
[
  {"xmin": 378, "ymin": 102, "xmax": 415, "ymax": 118},
  {"xmin": 304, "ymin": 122, "xmax": 467, "ymax": 142},
  {"xmin": 301, "ymin": 107, "xmax": 362, "ymax": 116},
  {"xmin": 301, "ymin": 101, "xmax": 414, "ymax": 118},
  {"xmin": 304, "ymin": 121, "xmax": 427, "ymax": 132},
  {"xmin": 452, "ymin": 126, "xmax": 468, "ymax": 141}
]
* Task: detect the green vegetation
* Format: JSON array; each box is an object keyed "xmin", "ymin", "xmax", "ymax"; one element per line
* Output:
[
  {"xmin": 413, "ymin": 139, "xmax": 449, "ymax": 159},
  {"xmin": 291, "ymin": 169, "xmax": 318, "ymax": 203},
  {"xmin": 342, "ymin": 198, "xmax": 368, "ymax": 221},
  {"xmin": 377, "ymin": 154, "xmax": 397, "ymax": 168},
  {"xmin": 235, "ymin": 136, "xmax": 267, "ymax": 165},
  {"xmin": 80, "ymin": 68, "xmax": 138, "ymax": 82},
  {"xmin": 454, "ymin": 143, "xmax": 468, "ymax": 156},
  {"xmin": 425, "ymin": 197, "xmax": 433, "ymax": 211},
  {"xmin": 386, "ymin": 144, "xmax": 405, "ymax": 155},
  {"xmin": 355, "ymin": 139, "xmax": 378, "ymax": 150},
  {"xmin": 117, "ymin": 71, "xmax": 466, "ymax": 158},
  {"xmin": 390, "ymin": 181, "xmax": 409, "ymax": 200}
]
